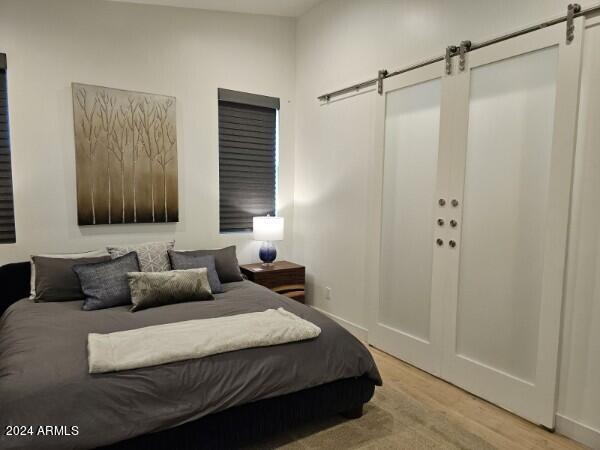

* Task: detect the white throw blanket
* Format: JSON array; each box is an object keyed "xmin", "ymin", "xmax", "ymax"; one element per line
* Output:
[{"xmin": 88, "ymin": 308, "xmax": 321, "ymax": 374}]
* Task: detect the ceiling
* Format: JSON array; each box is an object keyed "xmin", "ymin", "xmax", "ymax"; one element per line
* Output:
[{"xmin": 107, "ymin": 0, "xmax": 323, "ymax": 17}]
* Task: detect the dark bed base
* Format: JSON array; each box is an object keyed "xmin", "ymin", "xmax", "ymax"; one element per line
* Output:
[{"xmin": 100, "ymin": 376, "xmax": 375, "ymax": 450}]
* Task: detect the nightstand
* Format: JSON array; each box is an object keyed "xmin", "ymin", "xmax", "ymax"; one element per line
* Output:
[{"xmin": 240, "ymin": 261, "xmax": 305, "ymax": 303}]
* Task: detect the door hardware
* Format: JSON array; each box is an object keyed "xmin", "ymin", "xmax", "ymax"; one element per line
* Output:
[
  {"xmin": 451, "ymin": 199, "xmax": 459, "ymax": 207},
  {"xmin": 566, "ymin": 4, "xmax": 581, "ymax": 44},
  {"xmin": 438, "ymin": 198, "xmax": 446, "ymax": 206},
  {"xmin": 459, "ymin": 41, "xmax": 472, "ymax": 71},
  {"xmin": 450, "ymin": 219, "xmax": 458, "ymax": 228},
  {"xmin": 436, "ymin": 238, "xmax": 444, "ymax": 246},
  {"xmin": 437, "ymin": 218, "xmax": 445, "ymax": 226},
  {"xmin": 449, "ymin": 240, "xmax": 457, "ymax": 248},
  {"xmin": 377, "ymin": 69, "xmax": 388, "ymax": 95},
  {"xmin": 445, "ymin": 45, "xmax": 457, "ymax": 75}
]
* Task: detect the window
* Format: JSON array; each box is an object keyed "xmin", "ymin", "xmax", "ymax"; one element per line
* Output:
[
  {"xmin": 218, "ymin": 88, "xmax": 279, "ymax": 233},
  {"xmin": 0, "ymin": 53, "xmax": 15, "ymax": 244}
]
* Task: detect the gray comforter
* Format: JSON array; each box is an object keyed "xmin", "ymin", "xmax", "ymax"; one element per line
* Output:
[{"xmin": 0, "ymin": 281, "xmax": 381, "ymax": 449}]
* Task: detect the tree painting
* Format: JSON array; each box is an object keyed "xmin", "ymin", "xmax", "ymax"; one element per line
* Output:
[{"xmin": 72, "ymin": 83, "xmax": 178, "ymax": 225}]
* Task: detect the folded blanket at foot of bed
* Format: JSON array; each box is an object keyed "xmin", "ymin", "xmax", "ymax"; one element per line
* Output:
[{"xmin": 88, "ymin": 307, "xmax": 321, "ymax": 373}]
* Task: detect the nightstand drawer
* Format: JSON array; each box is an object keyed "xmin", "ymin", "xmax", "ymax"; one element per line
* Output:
[
  {"xmin": 240, "ymin": 261, "xmax": 305, "ymax": 303},
  {"xmin": 252, "ymin": 270, "xmax": 305, "ymax": 289}
]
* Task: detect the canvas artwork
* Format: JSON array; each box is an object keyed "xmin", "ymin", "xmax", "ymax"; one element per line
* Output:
[{"xmin": 72, "ymin": 83, "xmax": 178, "ymax": 225}]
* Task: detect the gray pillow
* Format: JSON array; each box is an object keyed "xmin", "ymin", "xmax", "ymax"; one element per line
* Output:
[
  {"xmin": 107, "ymin": 241, "xmax": 174, "ymax": 272},
  {"xmin": 32, "ymin": 255, "xmax": 111, "ymax": 302},
  {"xmin": 74, "ymin": 252, "xmax": 140, "ymax": 311},
  {"xmin": 128, "ymin": 269, "xmax": 214, "ymax": 312},
  {"xmin": 173, "ymin": 246, "xmax": 242, "ymax": 283},
  {"xmin": 168, "ymin": 251, "xmax": 223, "ymax": 293},
  {"xmin": 29, "ymin": 249, "xmax": 110, "ymax": 299}
]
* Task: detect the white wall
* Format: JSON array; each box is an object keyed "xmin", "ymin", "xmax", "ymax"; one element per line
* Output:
[
  {"xmin": 294, "ymin": 0, "xmax": 599, "ymax": 445},
  {"xmin": 0, "ymin": 0, "xmax": 296, "ymax": 264}
]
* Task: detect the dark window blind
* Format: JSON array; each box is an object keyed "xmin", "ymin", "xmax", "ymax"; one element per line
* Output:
[
  {"xmin": 0, "ymin": 54, "xmax": 15, "ymax": 244},
  {"xmin": 218, "ymin": 89, "xmax": 279, "ymax": 233}
]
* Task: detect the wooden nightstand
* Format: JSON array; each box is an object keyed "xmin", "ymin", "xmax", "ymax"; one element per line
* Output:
[{"xmin": 240, "ymin": 261, "xmax": 305, "ymax": 303}]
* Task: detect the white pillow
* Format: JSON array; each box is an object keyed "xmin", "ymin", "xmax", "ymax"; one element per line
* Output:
[
  {"xmin": 107, "ymin": 240, "xmax": 175, "ymax": 272},
  {"xmin": 29, "ymin": 249, "xmax": 110, "ymax": 299}
]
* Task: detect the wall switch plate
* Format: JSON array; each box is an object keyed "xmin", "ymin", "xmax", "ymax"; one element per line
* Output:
[{"xmin": 325, "ymin": 286, "xmax": 332, "ymax": 300}]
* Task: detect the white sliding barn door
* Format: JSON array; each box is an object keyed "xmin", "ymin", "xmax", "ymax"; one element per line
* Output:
[
  {"xmin": 370, "ymin": 63, "xmax": 448, "ymax": 375},
  {"xmin": 371, "ymin": 19, "xmax": 584, "ymax": 428},
  {"xmin": 442, "ymin": 20, "xmax": 583, "ymax": 428}
]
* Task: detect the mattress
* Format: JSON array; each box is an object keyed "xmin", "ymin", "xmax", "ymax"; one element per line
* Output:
[{"xmin": 0, "ymin": 281, "xmax": 381, "ymax": 449}]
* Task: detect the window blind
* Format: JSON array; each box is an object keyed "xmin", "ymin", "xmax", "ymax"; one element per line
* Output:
[
  {"xmin": 0, "ymin": 54, "xmax": 15, "ymax": 244},
  {"xmin": 218, "ymin": 89, "xmax": 279, "ymax": 233}
]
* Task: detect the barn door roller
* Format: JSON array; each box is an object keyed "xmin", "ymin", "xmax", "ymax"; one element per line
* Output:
[{"xmin": 566, "ymin": 3, "xmax": 582, "ymax": 44}]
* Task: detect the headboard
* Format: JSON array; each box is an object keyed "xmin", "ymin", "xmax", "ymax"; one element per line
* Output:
[{"xmin": 0, "ymin": 261, "xmax": 30, "ymax": 317}]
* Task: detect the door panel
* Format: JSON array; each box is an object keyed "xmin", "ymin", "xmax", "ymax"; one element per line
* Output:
[
  {"xmin": 456, "ymin": 47, "xmax": 558, "ymax": 383},
  {"xmin": 370, "ymin": 63, "xmax": 447, "ymax": 375},
  {"xmin": 442, "ymin": 19, "xmax": 584, "ymax": 427},
  {"xmin": 380, "ymin": 78, "xmax": 441, "ymax": 340}
]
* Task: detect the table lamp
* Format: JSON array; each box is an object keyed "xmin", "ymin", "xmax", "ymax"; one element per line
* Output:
[{"xmin": 253, "ymin": 216, "xmax": 284, "ymax": 266}]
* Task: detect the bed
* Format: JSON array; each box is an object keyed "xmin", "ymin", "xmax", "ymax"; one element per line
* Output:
[{"xmin": 0, "ymin": 261, "xmax": 381, "ymax": 449}]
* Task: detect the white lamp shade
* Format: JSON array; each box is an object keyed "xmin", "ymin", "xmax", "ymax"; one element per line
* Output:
[{"xmin": 253, "ymin": 216, "xmax": 284, "ymax": 241}]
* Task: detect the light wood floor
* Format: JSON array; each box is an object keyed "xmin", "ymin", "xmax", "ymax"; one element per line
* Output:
[
  {"xmin": 369, "ymin": 346, "xmax": 587, "ymax": 449},
  {"xmin": 251, "ymin": 345, "xmax": 587, "ymax": 449}
]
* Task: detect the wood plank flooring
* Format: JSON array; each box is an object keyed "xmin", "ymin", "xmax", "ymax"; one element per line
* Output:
[
  {"xmin": 251, "ymin": 345, "xmax": 588, "ymax": 449},
  {"xmin": 369, "ymin": 346, "xmax": 586, "ymax": 450}
]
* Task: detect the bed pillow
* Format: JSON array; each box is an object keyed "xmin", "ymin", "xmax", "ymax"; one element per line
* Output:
[
  {"xmin": 168, "ymin": 251, "xmax": 223, "ymax": 294},
  {"xmin": 29, "ymin": 249, "xmax": 110, "ymax": 299},
  {"xmin": 107, "ymin": 241, "xmax": 174, "ymax": 272},
  {"xmin": 128, "ymin": 268, "xmax": 214, "ymax": 312},
  {"xmin": 74, "ymin": 252, "xmax": 140, "ymax": 311},
  {"xmin": 173, "ymin": 246, "xmax": 242, "ymax": 283},
  {"xmin": 32, "ymin": 255, "xmax": 111, "ymax": 302}
]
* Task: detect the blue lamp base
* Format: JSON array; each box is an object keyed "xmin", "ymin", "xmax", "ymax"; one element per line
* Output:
[{"xmin": 259, "ymin": 241, "xmax": 277, "ymax": 266}]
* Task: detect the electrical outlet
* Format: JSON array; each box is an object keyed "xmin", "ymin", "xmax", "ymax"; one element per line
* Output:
[{"xmin": 325, "ymin": 287, "xmax": 332, "ymax": 301}]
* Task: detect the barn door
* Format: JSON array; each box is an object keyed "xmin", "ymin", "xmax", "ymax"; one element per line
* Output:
[
  {"xmin": 371, "ymin": 18, "xmax": 584, "ymax": 428},
  {"xmin": 370, "ymin": 61, "xmax": 451, "ymax": 376},
  {"xmin": 441, "ymin": 19, "xmax": 584, "ymax": 427}
]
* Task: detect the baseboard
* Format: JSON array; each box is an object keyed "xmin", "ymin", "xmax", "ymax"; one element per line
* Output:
[
  {"xmin": 556, "ymin": 413, "xmax": 600, "ymax": 449},
  {"xmin": 311, "ymin": 306, "xmax": 368, "ymax": 341}
]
